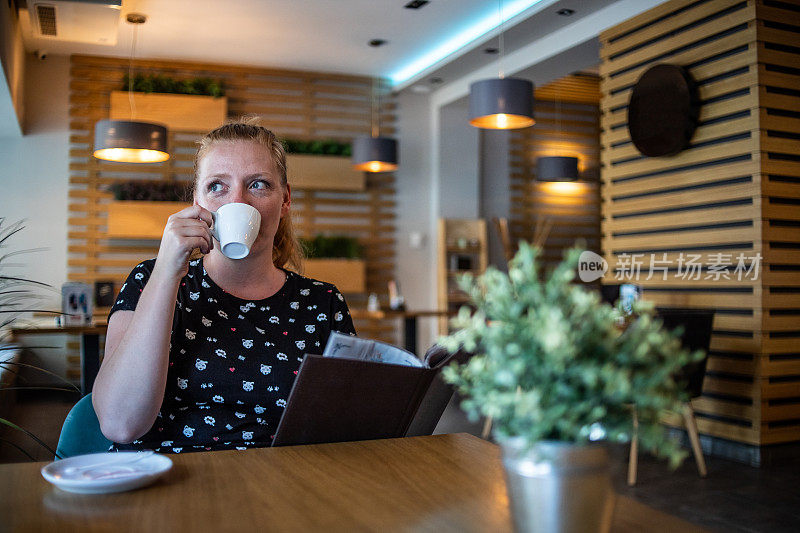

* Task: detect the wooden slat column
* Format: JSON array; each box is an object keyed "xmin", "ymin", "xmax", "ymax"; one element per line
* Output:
[
  {"xmin": 599, "ymin": 0, "xmax": 800, "ymax": 446},
  {"xmin": 756, "ymin": 0, "xmax": 800, "ymax": 445}
]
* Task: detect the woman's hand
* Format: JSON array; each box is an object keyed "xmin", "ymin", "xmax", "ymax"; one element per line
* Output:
[{"xmin": 153, "ymin": 205, "xmax": 214, "ymax": 281}]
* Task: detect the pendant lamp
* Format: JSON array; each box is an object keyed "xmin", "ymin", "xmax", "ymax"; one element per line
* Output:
[
  {"xmin": 93, "ymin": 13, "xmax": 169, "ymax": 163},
  {"xmin": 469, "ymin": 0, "xmax": 534, "ymax": 130},
  {"xmin": 352, "ymin": 137, "xmax": 398, "ymax": 172},
  {"xmin": 469, "ymin": 78, "xmax": 534, "ymax": 129},
  {"xmin": 536, "ymin": 156, "xmax": 579, "ymax": 181},
  {"xmin": 353, "ymin": 79, "xmax": 398, "ymax": 172}
]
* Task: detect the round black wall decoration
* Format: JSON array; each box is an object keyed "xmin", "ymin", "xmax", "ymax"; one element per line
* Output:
[{"xmin": 627, "ymin": 64, "xmax": 699, "ymax": 157}]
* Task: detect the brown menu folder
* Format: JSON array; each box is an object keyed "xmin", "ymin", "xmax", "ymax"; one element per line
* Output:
[{"xmin": 271, "ymin": 347, "xmax": 464, "ymax": 447}]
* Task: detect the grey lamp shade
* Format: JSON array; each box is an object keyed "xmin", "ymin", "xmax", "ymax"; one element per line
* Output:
[
  {"xmin": 352, "ymin": 136, "xmax": 398, "ymax": 172},
  {"xmin": 93, "ymin": 119, "xmax": 169, "ymax": 163},
  {"xmin": 469, "ymin": 77, "xmax": 535, "ymax": 129},
  {"xmin": 536, "ymin": 156, "xmax": 579, "ymax": 181}
]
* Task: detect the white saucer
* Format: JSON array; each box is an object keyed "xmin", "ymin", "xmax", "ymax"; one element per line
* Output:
[{"xmin": 41, "ymin": 452, "xmax": 173, "ymax": 494}]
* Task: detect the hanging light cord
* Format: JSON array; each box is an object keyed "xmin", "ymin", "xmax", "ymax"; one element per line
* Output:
[
  {"xmin": 371, "ymin": 78, "xmax": 378, "ymax": 138},
  {"xmin": 557, "ymin": 80, "xmax": 561, "ymax": 136},
  {"xmin": 128, "ymin": 20, "xmax": 139, "ymax": 120},
  {"xmin": 498, "ymin": 0, "xmax": 505, "ymax": 79}
]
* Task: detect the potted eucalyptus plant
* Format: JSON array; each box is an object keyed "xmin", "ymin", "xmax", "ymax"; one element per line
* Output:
[{"xmin": 440, "ymin": 242, "xmax": 701, "ymax": 533}]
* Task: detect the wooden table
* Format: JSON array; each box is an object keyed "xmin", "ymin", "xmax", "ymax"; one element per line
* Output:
[
  {"xmin": 10, "ymin": 324, "xmax": 108, "ymax": 395},
  {"xmin": 0, "ymin": 433, "xmax": 705, "ymax": 532}
]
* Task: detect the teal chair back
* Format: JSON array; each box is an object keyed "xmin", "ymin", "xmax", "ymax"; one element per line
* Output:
[{"xmin": 56, "ymin": 393, "xmax": 112, "ymax": 459}]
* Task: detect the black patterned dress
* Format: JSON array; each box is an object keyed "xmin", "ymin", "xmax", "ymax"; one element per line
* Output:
[{"xmin": 107, "ymin": 258, "xmax": 356, "ymax": 453}]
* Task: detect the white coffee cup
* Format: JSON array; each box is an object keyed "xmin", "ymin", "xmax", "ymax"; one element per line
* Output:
[{"xmin": 211, "ymin": 203, "xmax": 261, "ymax": 259}]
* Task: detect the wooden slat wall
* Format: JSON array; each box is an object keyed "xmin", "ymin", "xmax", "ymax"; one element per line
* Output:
[
  {"xmin": 509, "ymin": 73, "xmax": 602, "ymax": 270},
  {"xmin": 600, "ymin": 0, "xmax": 800, "ymax": 445},
  {"xmin": 67, "ymin": 55, "xmax": 398, "ymax": 368},
  {"xmin": 756, "ymin": 0, "xmax": 800, "ymax": 445}
]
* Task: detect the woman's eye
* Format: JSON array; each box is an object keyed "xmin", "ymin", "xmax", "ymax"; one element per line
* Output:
[
  {"xmin": 250, "ymin": 180, "xmax": 269, "ymax": 190},
  {"xmin": 207, "ymin": 182, "xmax": 223, "ymax": 193}
]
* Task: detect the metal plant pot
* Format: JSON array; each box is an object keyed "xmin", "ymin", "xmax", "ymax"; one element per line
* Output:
[{"xmin": 499, "ymin": 437, "xmax": 615, "ymax": 533}]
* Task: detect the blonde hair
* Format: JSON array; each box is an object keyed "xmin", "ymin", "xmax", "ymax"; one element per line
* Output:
[{"xmin": 194, "ymin": 118, "xmax": 303, "ymax": 270}]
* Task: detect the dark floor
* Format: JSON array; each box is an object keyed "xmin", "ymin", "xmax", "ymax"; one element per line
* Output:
[
  {"xmin": 607, "ymin": 441, "xmax": 800, "ymax": 533},
  {"xmin": 2, "ymin": 391, "xmax": 800, "ymax": 532},
  {"xmin": 0, "ymin": 390, "xmax": 77, "ymax": 463}
]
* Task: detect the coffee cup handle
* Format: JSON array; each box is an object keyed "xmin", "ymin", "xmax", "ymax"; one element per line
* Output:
[{"xmin": 210, "ymin": 211, "xmax": 219, "ymax": 242}]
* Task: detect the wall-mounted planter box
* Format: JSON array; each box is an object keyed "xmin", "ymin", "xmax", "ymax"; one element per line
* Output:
[
  {"xmin": 107, "ymin": 201, "xmax": 190, "ymax": 239},
  {"xmin": 110, "ymin": 91, "xmax": 227, "ymax": 132},
  {"xmin": 286, "ymin": 154, "xmax": 365, "ymax": 191},
  {"xmin": 302, "ymin": 258, "xmax": 365, "ymax": 293}
]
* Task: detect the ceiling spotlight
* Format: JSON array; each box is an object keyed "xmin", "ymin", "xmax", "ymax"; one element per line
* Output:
[
  {"xmin": 429, "ymin": 77, "xmax": 443, "ymax": 85},
  {"xmin": 369, "ymin": 39, "xmax": 388, "ymax": 47},
  {"xmin": 484, "ymin": 47, "xmax": 499, "ymax": 55},
  {"xmin": 557, "ymin": 8, "xmax": 575, "ymax": 16},
  {"xmin": 404, "ymin": 0, "xmax": 429, "ymax": 8},
  {"xmin": 126, "ymin": 12, "xmax": 146, "ymax": 24}
]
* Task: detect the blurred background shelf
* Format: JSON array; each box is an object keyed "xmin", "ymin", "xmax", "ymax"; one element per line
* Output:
[{"xmin": 437, "ymin": 218, "xmax": 487, "ymax": 335}]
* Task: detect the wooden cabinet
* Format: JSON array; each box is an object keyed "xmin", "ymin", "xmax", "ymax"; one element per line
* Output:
[{"xmin": 437, "ymin": 218, "xmax": 488, "ymax": 334}]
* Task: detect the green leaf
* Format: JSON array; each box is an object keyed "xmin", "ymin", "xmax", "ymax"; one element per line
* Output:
[
  {"xmin": 299, "ymin": 234, "xmax": 362, "ymax": 259},
  {"xmin": 122, "ymin": 74, "xmax": 225, "ymax": 97}
]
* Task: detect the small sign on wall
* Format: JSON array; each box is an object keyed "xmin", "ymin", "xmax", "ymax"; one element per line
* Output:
[{"xmin": 62, "ymin": 282, "xmax": 93, "ymax": 325}]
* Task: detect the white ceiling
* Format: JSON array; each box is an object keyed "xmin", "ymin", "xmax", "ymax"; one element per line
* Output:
[{"xmin": 17, "ymin": 0, "xmax": 612, "ymax": 90}]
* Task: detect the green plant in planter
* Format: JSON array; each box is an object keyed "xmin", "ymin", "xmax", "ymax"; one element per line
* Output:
[
  {"xmin": 107, "ymin": 180, "xmax": 191, "ymax": 202},
  {"xmin": 300, "ymin": 235, "xmax": 362, "ymax": 260},
  {"xmin": 440, "ymin": 242, "xmax": 702, "ymax": 466},
  {"xmin": 122, "ymin": 73, "xmax": 225, "ymax": 97},
  {"xmin": 282, "ymin": 139, "xmax": 351, "ymax": 157}
]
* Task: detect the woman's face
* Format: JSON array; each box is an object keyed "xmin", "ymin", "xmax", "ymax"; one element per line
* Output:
[{"xmin": 195, "ymin": 140, "xmax": 290, "ymax": 260}]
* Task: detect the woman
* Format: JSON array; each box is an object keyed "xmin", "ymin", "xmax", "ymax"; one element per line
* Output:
[{"xmin": 93, "ymin": 121, "xmax": 356, "ymax": 453}]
